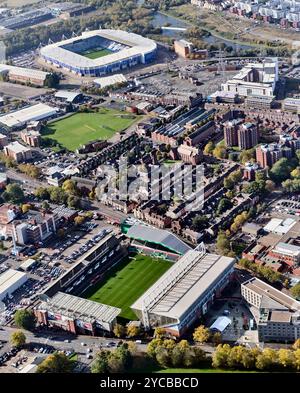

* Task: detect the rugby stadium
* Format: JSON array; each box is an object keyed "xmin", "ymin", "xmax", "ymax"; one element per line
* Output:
[{"xmin": 40, "ymin": 29, "xmax": 157, "ymax": 77}]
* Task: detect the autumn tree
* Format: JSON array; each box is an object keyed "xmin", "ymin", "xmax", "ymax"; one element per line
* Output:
[
  {"xmin": 193, "ymin": 325, "xmax": 210, "ymax": 344},
  {"xmin": 10, "ymin": 331, "xmax": 26, "ymax": 347},
  {"xmin": 113, "ymin": 324, "xmax": 126, "ymax": 338},
  {"xmin": 126, "ymin": 324, "xmax": 141, "ymax": 338}
]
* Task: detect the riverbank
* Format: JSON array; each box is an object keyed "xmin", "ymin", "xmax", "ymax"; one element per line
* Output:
[{"xmin": 157, "ymin": 5, "xmax": 291, "ymax": 52}]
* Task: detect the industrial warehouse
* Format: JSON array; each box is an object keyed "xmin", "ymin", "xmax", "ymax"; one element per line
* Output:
[
  {"xmin": 131, "ymin": 246, "xmax": 236, "ymax": 337},
  {"xmin": 0, "ymin": 269, "xmax": 28, "ymax": 302},
  {"xmin": 39, "ymin": 29, "xmax": 157, "ymax": 77},
  {"xmin": 0, "ymin": 103, "xmax": 58, "ymax": 130}
]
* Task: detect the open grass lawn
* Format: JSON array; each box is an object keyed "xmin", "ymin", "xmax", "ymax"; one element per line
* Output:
[
  {"xmin": 42, "ymin": 109, "xmax": 137, "ymax": 151},
  {"xmin": 83, "ymin": 48, "xmax": 113, "ymax": 59},
  {"xmin": 84, "ymin": 254, "xmax": 172, "ymax": 321}
]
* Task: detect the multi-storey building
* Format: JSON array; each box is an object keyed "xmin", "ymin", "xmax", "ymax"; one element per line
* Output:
[{"xmin": 242, "ymin": 277, "xmax": 300, "ymax": 342}]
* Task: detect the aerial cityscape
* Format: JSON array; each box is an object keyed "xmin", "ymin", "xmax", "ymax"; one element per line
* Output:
[{"xmin": 1, "ymin": 0, "xmax": 300, "ymax": 379}]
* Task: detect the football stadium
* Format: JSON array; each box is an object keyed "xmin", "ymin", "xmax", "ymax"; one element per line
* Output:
[{"xmin": 40, "ymin": 29, "xmax": 157, "ymax": 77}]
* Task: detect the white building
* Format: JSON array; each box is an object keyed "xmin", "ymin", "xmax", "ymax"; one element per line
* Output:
[
  {"xmin": 0, "ymin": 103, "xmax": 58, "ymax": 129},
  {"xmin": 0, "ymin": 269, "xmax": 28, "ymax": 301},
  {"xmin": 221, "ymin": 58, "xmax": 278, "ymax": 98}
]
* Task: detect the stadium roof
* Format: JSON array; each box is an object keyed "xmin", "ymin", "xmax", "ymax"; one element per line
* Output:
[
  {"xmin": 54, "ymin": 90, "xmax": 82, "ymax": 102},
  {"xmin": 0, "ymin": 269, "xmax": 27, "ymax": 295},
  {"xmin": 0, "ymin": 103, "xmax": 58, "ymax": 128},
  {"xmin": 126, "ymin": 223, "xmax": 191, "ymax": 255},
  {"xmin": 40, "ymin": 29, "xmax": 157, "ymax": 69},
  {"xmin": 131, "ymin": 250, "xmax": 235, "ymax": 320},
  {"xmin": 39, "ymin": 292, "xmax": 121, "ymax": 324},
  {"xmin": 0, "ymin": 64, "xmax": 49, "ymax": 80}
]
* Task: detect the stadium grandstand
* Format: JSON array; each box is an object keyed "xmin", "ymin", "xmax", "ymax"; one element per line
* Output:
[
  {"xmin": 131, "ymin": 246, "xmax": 235, "ymax": 336},
  {"xmin": 40, "ymin": 29, "xmax": 157, "ymax": 77},
  {"xmin": 124, "ymin": 223, "xmax": 191, "ymax": 258}
]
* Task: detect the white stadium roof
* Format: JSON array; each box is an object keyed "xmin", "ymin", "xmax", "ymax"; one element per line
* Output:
[
  {"xmin": 39, "ymin": 292, "xmax": 121, "ymax": 324},
  {"xmin": 131, "ymin": 250, "xmax": 235, "ymax": 321},
  {"xmin": 40, "ymin": 29, "xmax": 157, "ymax": 69},
  {"xmin": 0, "ymin": 103, "xmax": 58, "ymax": 128}
]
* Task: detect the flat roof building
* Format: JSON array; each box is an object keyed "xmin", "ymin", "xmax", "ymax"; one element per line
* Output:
[
  {"xmin": 131, "ymin": 247, "xmax": 235, "ymax": 336},
  {"xmin": 0, "ymin": 103, "xmax": 58, "ymax": 130},
  {"xmin": 4, "ymin": 141, "xmax": 32, "ymax": 163},
  {"xmin": 0, "ymin": 269, "xmax": 28, "ymax": 301},
  {"xmin": 221, "ymin": 58, "xmax": 278, "ymax": 98},
  {"xmin": 241, "ymin": 277, "xmax": 300, "ymax": 342}
]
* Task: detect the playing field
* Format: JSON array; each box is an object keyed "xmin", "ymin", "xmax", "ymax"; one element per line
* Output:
[
  {"xmin": 42, "ymin": 109, "xmax": 137, "ymax": 151},
  {"xmin": 82, "ymin": 48, "xmax": 113, "ymax": 59},
  {"xmin": 84, "ymin": 254, "xmax": 172, "ymax": 320}
]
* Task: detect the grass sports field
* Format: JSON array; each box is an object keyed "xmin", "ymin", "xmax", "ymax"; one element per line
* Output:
[
  {"xmin": 82, "ymin": 48, "xmax": 113, "ymax": 59},
  {"xmin": 84, "ymin": 254, "xmax": 172, "ymax": 320},
  {"xmin": 42, "ymin": 109, "xmax": 137, "ymax": 151}
]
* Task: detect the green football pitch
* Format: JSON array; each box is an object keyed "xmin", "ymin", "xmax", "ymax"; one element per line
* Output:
[
  {"xmin": 82, "ymin": 48, "xmax": 112, "ymax": 59},
  {"xmin": 84, "ymin": 254, "xmax": 172, "ymax": 320},
  {"xmin": 42, "ymin": 109, "xmax": 137, "ymax": 151}
]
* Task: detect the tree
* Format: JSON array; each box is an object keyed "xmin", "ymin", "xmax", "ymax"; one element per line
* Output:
[
  {"xmin": 278, "ymin": 349, "xmax": 295, "ymax": 369},
  {"xmin": 193, "ymin": 325, "xmax": 210, "ymax": 344},
  {"xmin": 91, "ymin": 351, "xmax": 109, "ymax": 373},
  {"xmin": 212, "ymin": 332, "xmax": 222, "ymax": 346},
  {"xmin": 155, "ymin": 346, "xmax": 170, "ymax": 368},
  {"xmin": 294, "ymin": 348, "xmax": 300, "ymax": 370},
  {"xmin": 14, "ymin": 309, "xmax": 36, "ymax": 331},
  {"xmin": 21, "ymin": 203, "xmax": 32, "ymax": 214},
  {"xmin": 213, "ymin": 146, "xmax": 227, "ymax": 159},
  {"xmin": 239, "ymin": 148, "xmax": 255, "ymax": 164},
  {"xmin": 256, "ymin": 348, "xmax": 278, "ymax": 370},
  {"xmin": 126, "ymin": 324, "xmax": 141, "ymax": 338},
  {"xmin": 291, "ymin": 283, "xmax": 300, "ymax": 299},
  {"xmin": 74, "ymin": 215, "xmax": 85, "ymax": 226},
  {"xmin": 107, "ymin": 345, "xmax": 133, "ymax": 373},
  {"xmin": 2, "ymin": 183, "xmax": 24, "ymax": 204},
  {"xmin": 147, "ymin": 338, "xmax": 162, "ymax": 358},
  {"xmin": 41, "ymin": 201, "xmax": 50, "ymax": 210},
  {"xmin": 291, "ymin": 167, "xmax": 300, "ymax": 179},
  {"xmin": 10, "ymin": 331, "xmax": 26, "ymax": 347},
  {"xmin": 204, "ymin": 141, "xmax": 215, "ymax": 155},
  {"xmin": 37, "ymin": 352, "xmax": 74, "ymax": 373},
  {"xmin": 216, "ymin": 231, "xmax": 231, "ymax": 256},
  {"xmin": 113, "ymin": 323, "xmax": 126, "ymax": 338},
  {"xmin": 192, "ymin": 215, "xmax": 209, "ymax": 231},
  {"xmin": 216, "ymin": 198, "xmax": 233, "ymax": 215},
  {"xmin": 154, "ymin": 327, "xmax": 166, "ymax": 339},
  {"xmin": 44, "ymin": 72, "xmax": 60, "ymax": 88},
  {"xmin": 293, "ymin": 339, "xmax": 300, "ymax": 350},
  {"xmin": 270, "ymin": 158, "xmax": 292, "ymax": 183},
  {"xmin": 62, "ymin": 180, "xmax": 77, "ymax": 195},
  {"xmin": 212, "ymin": 344, "xmax": 231, "ymax": 368},
  {"xmin": 265, "ymin": 179, "xmax": 275, "ymax": 193},
  {"xmin": 35, "ymin": 187, "xmax": 50, "ymax": 200}
]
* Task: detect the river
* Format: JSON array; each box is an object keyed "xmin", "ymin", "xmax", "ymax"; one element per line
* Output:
[{"xmin": 152, "ymin": 11, "xmax": 253, "ymax": 50}]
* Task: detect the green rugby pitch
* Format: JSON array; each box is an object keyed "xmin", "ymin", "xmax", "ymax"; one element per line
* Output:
[
  {"xmin": 42, "ymin": 109, "xmax": 137, "ymax": 151},
  {"xmin": 84, "ymin": 254, "xmax": 172, "ymax": 321}
]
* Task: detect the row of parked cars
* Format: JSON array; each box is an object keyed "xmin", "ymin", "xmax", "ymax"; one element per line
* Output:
[{"xmin": 0, "ymin": 347, "xmax": 19, "ymax": 367}]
